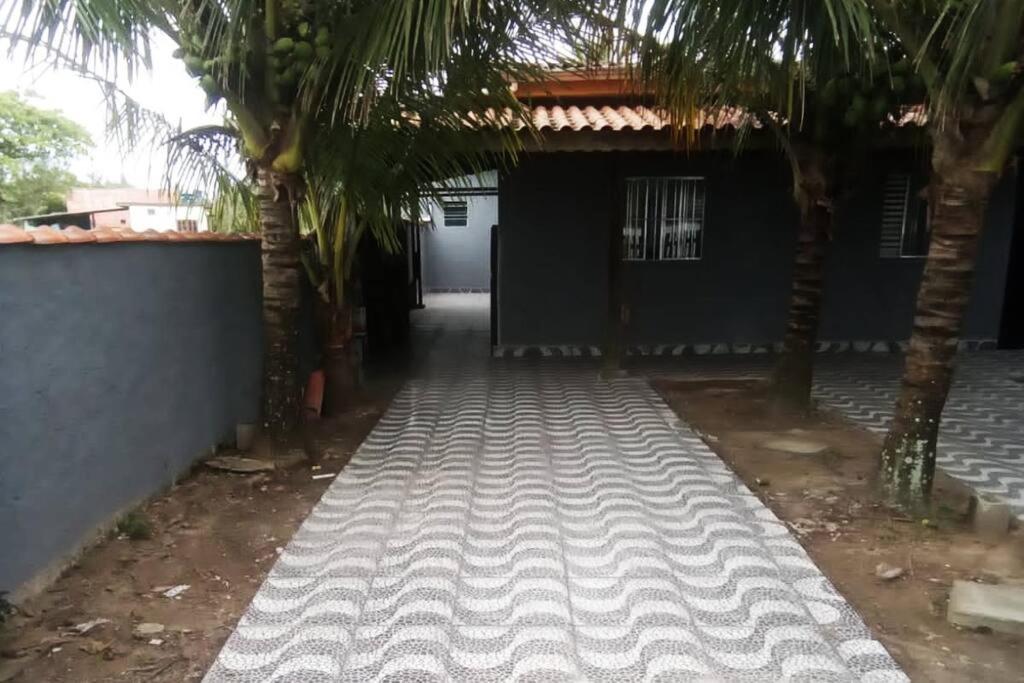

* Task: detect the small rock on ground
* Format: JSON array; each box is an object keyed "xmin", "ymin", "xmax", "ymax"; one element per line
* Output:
[
  {"xmin": 761, "ymin": 437, "xmax": 832, "ymax": 456},
  {"xmin": 875, "ymin": 563, "xmax": 905, "ymax": 581},
  {"xmin": 132, "ymin": 623, "xmax": 165, "ymax": 639}
]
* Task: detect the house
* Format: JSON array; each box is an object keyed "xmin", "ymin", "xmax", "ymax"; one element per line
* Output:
[
  {"xmin": 62, "ymin": 187, "xmax": 209, "ymax": 232},
  {"xmin": 481, "ymin": 69, "xmax": 1023, "ymax": 353}
]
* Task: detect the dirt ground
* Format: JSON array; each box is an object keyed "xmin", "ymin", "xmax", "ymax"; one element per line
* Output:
[
  {"xmin": 0, "ymin": 392, "xmax": 393, "ymax": 683},
  {"xmin": 653, "ymin": 377, "xmax": 1024, "ymax": 683}
]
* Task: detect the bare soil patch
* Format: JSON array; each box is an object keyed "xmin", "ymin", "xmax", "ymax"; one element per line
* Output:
[
  {"xmin": 0, "ymin": 393, "xmax": 393, "ymax": 683},
  {"xmin": 653, "ymin": 378, "xmax": 1024, "ymax": 682}
]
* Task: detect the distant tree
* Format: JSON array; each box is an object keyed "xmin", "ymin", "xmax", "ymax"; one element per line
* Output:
[{"xmin": 0, "ymin": 91, "xmax": 91, "ymax": 220}]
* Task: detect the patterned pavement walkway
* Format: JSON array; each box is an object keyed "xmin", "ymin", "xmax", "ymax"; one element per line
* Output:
[
  {"xmin": 206, "ymin": 295, "xmax": 905, "ymax": 682},
  {"xmin": 813, "ymin": 353, "xmax": 1024, "ymax": 518}
]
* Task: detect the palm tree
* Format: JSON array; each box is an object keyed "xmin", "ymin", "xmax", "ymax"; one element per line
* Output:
[
  {"xmin": 636, "ymin": 1, "xmax": 887, "ymax": 410},
  {"xmin": 867, "ymin": 1, "xmax": 1024, "ymax": 509},
  {"xmin": 297, "ymin": 60, "xmax": 526, "ymax": 413},
  {"xmin": 7, "ymin": 0, "xmax": 579, "ymax": 438}
]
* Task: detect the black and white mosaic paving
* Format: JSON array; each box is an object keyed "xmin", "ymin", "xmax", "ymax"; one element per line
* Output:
[
  {"xmin": 813, "ymin": 352, "xmax": 1024, "ymax": 519},
  {"xmin": 205, "ymin": 295, "xmax": 905, "ymax": 682}
]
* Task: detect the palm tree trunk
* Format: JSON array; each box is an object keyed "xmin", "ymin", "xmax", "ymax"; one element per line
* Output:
[
  {"xmin": 773, "ymin": 145, "xmax": 832, "ymax": 411},
  {"xmin": 257, "ymin": 166, "xmax": 304, "ymax": 438},
  {"xmin": 322, "ymin": 298, "xmax": 358, "ymax": 416},
  {"xmin": 879, "ymin": 126, "xmax": 996, "ymax": 510}
]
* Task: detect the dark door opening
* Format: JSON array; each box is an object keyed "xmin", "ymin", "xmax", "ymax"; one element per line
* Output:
[{"xmin": 998, "ymin": 158, "xmax": 1024, "ymax": 348}]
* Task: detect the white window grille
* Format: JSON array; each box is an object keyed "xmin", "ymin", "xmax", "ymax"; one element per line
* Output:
[
  {"xmin": 880, "ymin": 173, "xmax": 929, "ymax": 258},
  {"xmin": 623, "ymin": 177, "xmax": 705, "ymax": 261},
  {"xmin": 442, "ymin": 200, "xmax": 468, "ymax": 227}
]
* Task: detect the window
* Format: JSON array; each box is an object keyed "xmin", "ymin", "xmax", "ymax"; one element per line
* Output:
[
  {"xmin": 442, "ymin": 200, "xmax": 468, "ymax": 227},
  {"xmin": 176, "ymin": 219, "xmax": 198, "ymax": 232},
  {"xmin": 880, "ymin": 173, "xmax": 929, "ymax": 258},
  {"xmin": 147, "ymin": 208, "xmax": 156, "ymax": 216},
  {"xmin": 623, "ymin": 177, "xmax": 705, "ymax": 261}
]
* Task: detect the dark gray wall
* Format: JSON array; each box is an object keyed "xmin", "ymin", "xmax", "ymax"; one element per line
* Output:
[
  {"xmin": 820, "ymin": 151, "xmax": 1016, "ymax": 341},
  {"xmin": 0, "ymin": 242, "xmax": 262, "ymax": 593},
  {"xmin": 498, "ymin": 150, "xmax": 1016, "ymax": 346},
  {"xmin": 422, "ymin": 173, "xmax": 497, "ymax": 291}
]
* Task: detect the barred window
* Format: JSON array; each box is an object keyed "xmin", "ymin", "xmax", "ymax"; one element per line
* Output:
[
  {"xmin": 176, "ymin": 219, "xmax": 198, "ymax": 232},
  {"xmin": 623, "ymin": 177, "xmax": 705, "ymax": 261},
  {"xmin": 442, "ymin": 200, "xmax": 468, "ymax": 227},
  {"xmin": 880, "ymin": 173, "xmax": 929, "ymax": 258}
]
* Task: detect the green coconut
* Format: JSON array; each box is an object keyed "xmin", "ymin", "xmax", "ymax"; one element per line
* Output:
[
  {"xmin": 293, "ymin": 41, "xmax": 313, "ymax": 60},
  {"xmin": 172, "ymin": 47, "xmax": 185, "ymax": 59},
  {"xmin": 315, "ymin": 45, "xmax": 330, "ymax": 60},
  {"xmin": 298, "ymin": 22, "xmax": 311, "ymax": 38},
  {"xmin": 184, "ymin": 55, "xmax": 204, "ymax": 76},
  {"xmin": 315, "ymin": 27, "xmax": 330, "ymax": 46},
  {"xmin": 277, "ymin": 69, "xmax": 297, "ymax": 87},
  {"xmin": 199, "ymin": 74, "xmax": 218, "ymax": 94},
  {"xmin": 991, "ymin": 61, "xmax": 1019, "ymax": 84},
  {"xmin": 273, "ymin": 37, "xmax": 295, "ymax": 54}
]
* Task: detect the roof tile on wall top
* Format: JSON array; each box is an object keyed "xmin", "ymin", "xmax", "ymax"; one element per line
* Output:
[{"xmin": 0, "ymin": 224, "xmax": 259, "ymax": 246}]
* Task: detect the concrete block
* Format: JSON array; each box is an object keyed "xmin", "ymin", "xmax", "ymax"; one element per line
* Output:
[
  {"xmin": 236, "ymin": 423, "xmax": 257, "ymax": 451},
  {"xmin": 970, "ymin": 493, "xmax": 1011, "ymax": 541},
  {"xmin": 948, "ymin": 580, "xmax": 1024, "ymax": 635}
]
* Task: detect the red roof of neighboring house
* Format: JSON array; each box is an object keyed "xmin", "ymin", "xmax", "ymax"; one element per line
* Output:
[{"xmin": 65, "ymin": 187, "xmax": 170, "ymax": 213}]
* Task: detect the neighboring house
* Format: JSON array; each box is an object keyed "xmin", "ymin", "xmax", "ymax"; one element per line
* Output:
[
  {"xmin": 421, "ymin": 172, "xmax": 497, "ymax": 292},
  {"xmin": 485, "ymin": 69, "xmax": 1022, "ymax": 351},
  {"xmin": 122, "ymin": 201, "xmax": 208, "ymax": 233},
  {"xmin": 59, "ymin": 187, "xmax": 209, "ymax": 232}
]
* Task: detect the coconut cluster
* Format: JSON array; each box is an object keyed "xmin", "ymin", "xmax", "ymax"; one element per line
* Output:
[
  {"xmin": 268, "ymin": 22, "xmax": 331, "ymax": 104},
  {"xmin": 172, "ymin": 31, "xmax": 245, "ymax": 107},
  {"xmin": 171, "ymin": 17, "xmax": 331, "ymax": 109},
  {"xmin": 813, "ymin": 59, "xmax": 925, "ymax": 141}
]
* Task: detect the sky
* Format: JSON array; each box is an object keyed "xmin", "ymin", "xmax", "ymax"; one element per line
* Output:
[{"xmin": 1, "ymin": 32, "xmax": 223, "ymax": 188}]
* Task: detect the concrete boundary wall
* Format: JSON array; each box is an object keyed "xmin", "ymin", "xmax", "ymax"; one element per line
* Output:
[{"xmin": 0, "ymin": 229, "xmax": 262, "ymax": 596}]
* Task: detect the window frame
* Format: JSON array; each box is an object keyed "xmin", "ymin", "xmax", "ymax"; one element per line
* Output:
[
  {"xmin": 880, "ymin": 172, "xmax": 930, "ymax": 259},
  {"xmin": 622, "ymin": 175, "xmax": 707, "ymax": 262},
  {"xmin": 441, "ymin": 199, "xmax": 469, "ymax": 228}
]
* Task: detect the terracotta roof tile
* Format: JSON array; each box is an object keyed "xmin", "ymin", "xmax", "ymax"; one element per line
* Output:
[
  {"xmin": 91, "ymin": 228, "xmax": 124, "ymax": 243},
  {"xmin": 0, "ymin": 224, "xmax": 259, "ymax": 246},
  {"xmin": 63, "ymin": 227, "xmax": 98, "ymax": 244},
  {"xmin": 29, "ymin": 227, "xmax": 70, "ymax": 245},
  {"xmin": 508, "ymin": 104, "xmax": 761, "ymax": 132},
  {"xmin": 0, "ymin": 224, "xmax": 34, "ymax": 244},
  {"xmin": 501, "ymin": 104, "xmax": 925, "ymax": 133}
]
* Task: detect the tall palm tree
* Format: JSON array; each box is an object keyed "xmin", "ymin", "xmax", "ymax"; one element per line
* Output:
[
  {"xmin": 7, "ymin": 0, "xmax": 580, "ymax": 437},
  {"xmin": 867, "ymin": 1, "xmax": 1024, "ymax": 509},
  {"xmin": 637, "ymin": 1, "xmax": 886, "ymax": 410}
]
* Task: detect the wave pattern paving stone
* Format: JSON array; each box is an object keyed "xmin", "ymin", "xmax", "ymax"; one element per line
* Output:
[
  {"xmin": 205, "ymin": 294, "xmax": 905, "ymax": 682},
  {"xmin": 813, "ymin": 352, "xmax": 1024, "ymax": 518}
]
